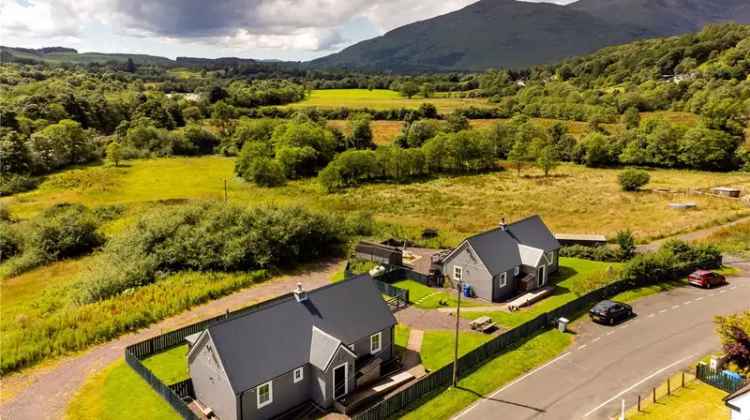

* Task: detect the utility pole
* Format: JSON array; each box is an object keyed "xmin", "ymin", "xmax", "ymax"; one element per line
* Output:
[{"xmin": 452, "ymin": 279, "xmax": 463, "ymax": 387}]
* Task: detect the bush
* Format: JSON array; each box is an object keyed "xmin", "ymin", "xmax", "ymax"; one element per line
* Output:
[
  {"xmin": 0, "ymin": 174, "xmax": 41, "ymax": 196},
  {"xmin": 76, "ymin": 204, "xmax": 350, "ymax": 303},
  {"xmin": 715, "ymin": 311, "xmax": 750, "ymax": 372},
  {"xmin": 4, "ymin": 204, "xmax": 104, "ymax": 276},
  {"xmin": 618, "ymin": 168, "xmax": 650, "ymax": 191},
  {"xmin": 0, "ymin": 222, "xmax": 22, "ymax": 259},
  {"xmin": 621, "ymin": 240, "xmax": 721, "ymax": 288},
  {"xmin": 560, "ymin": 245, "xmax": 621, "ymax": 262}
]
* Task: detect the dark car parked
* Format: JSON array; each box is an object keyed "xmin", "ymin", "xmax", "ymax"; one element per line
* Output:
[
  {"xmin": 688, "ymin": 270, "xmax": 727, "ymax": 289},
  {"xmin": 590, "ymin": 300, "xmax": 633, "ymax": 325}
]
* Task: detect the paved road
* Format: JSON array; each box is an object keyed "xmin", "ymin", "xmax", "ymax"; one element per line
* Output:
[{"xmin": 454, "ymin": 267, "xmax": 750, "ymax": 420}]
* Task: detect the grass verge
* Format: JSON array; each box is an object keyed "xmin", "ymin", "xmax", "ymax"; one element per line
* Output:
[
  {"xmin": 420, "ymin": 331, "xmax": 493, "ymax": 371},
  {"xmin": 626, "ymin": 381, "xmax": 727, "ymax": 420},
  {"xmin": 400, "ymin": 330, "xmax": 572, "ymax": 420}
]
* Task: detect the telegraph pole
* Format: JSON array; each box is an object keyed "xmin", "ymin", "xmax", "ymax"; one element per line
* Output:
[{"xmin": 452, "ymin": 279, "xmax": 463, "ymax": 387}]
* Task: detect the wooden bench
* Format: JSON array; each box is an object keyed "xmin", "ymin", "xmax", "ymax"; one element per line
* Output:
[{"xmin": 469, "ymin": 316, "xmax": 497, "ymax": 333}]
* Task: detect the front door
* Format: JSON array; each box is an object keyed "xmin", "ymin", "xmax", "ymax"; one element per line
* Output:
[
  {"xmin": 537, "ymin": 265, "xmax": 546, "ymax": 288},
  {"xmin": 333, "ymin": 363, "xmax": 348, "ymax": 400}
]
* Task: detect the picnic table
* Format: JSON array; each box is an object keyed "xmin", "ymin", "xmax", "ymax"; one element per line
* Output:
[{"xmin": 470, "ymin": 316, "xmax": 497, "ymax": 333}]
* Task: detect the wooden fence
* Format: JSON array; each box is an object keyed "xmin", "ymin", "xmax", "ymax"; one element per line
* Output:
[{"xmin": 125, "ymin": 350, "xmax": 199, "ymax": 419}]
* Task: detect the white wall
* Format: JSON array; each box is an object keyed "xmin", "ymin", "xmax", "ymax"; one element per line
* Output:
[{"xmin": 730, "ymin": 391, "xmax": 750, "ymax": 420}]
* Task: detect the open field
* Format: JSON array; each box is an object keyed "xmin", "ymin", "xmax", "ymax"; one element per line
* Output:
[
  {"xmin": 4, "ymin": 157, "xmax": 748, "ymax": 244},
  {"xmin": 284, "ymin": 89, "xmax": 493, "ymax": 113},
  {"xmin": 699, "ymin": 220, "xmax": 750, "ymax": 257},
  {"xmin": 327, "ymin": 119, "xmax": 405, "ymax": 145}
]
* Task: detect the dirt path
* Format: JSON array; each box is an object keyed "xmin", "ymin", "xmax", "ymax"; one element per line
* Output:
[
  {"xmin": 637, "ymin": 215, "xmax": 750, "ymax": 253},
  {"xmin": 0, "ymin": 259, "xmax": 343, "ymax": 420}
]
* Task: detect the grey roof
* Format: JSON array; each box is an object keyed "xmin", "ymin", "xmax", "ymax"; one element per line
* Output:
[
  {"xmin": 309, "ymin": 327, "xmax": 342, "ymax": 371},
  {"xmin": 204, "ymin": 274, "xmax": 396, "ymax": 394},
  {"xmin": 465, "ymin": 230, "xmax": 522, "ymax": 275},
  {"xmin": 505, "ymin": 215, "xmax": 560, "ymax": 251}
]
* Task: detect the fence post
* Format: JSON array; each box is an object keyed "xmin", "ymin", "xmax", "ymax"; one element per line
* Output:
[
  {"xmin": 637, "ymin": 395, "xmax": 641, "ymax": 412},
  {"xmin": 652, "ymin": 387, "xmax": 656, "ymax": 403},
  {"xmin": 681, "ymin": 371, "xmax": 685, "ymax": 388},
  {"xmin": 667, "ymin": 378, "xmax": 671, "ymax": 396}
]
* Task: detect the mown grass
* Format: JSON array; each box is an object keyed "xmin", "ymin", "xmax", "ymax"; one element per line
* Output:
[
  {"xmin": 391, "ymin": 279, "xmax": 482, "ymax": 309},
  {"xmin": 4, "ymin": 157, "xmax": 747, "ymax": 245},
  {"xmin": 66, "ymin": 358, "xmax": 180, "ymax": 420},
  {"xmin": 400, "ymin": 330, "xmax": 572, "ymax": 420},
  {"xmin": 461, "ymin": 258, "xmax": 622, "ymax": 328},
  {"xmin": 142, "ymin": 345, "xmax": 190, "ymax": 385},
  {"xmin": 626, "ymin": 381, "xmax": 727, "ymax": 420},
  {"xmin": 284, "ymin": 89, "xmax": 493, "ymax": 113},
  {"xmin": 420, "ymin": 330, "xmax": 493, "ymax": 371}
]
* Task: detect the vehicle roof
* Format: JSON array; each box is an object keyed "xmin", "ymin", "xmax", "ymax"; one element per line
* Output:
[{"xmin": 691, "ymin": 270, "xmax": 714, "ymax": 275}]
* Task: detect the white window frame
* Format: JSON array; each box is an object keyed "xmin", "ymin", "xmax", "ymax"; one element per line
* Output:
[
  {"xmin": 370, "ymin": 332, "xmax": 382, "ymax": 354},
  {"xmin": 293, "ymin": 367, "xmax": 304, "ymax": 384},
  {"xmin": 545, "ymin": 251, "xmax": 554, "ymax": 265},
  {"xmin": 453, "ymin": 266, "xmax": 463, "ymax": 281},
  {"xmin": 257, "ymin": 380, "xmax": 273, "ymax": 409},
  {"xmin": 498, "ymin": 272, "xmax": 507, "ymax": 288}
]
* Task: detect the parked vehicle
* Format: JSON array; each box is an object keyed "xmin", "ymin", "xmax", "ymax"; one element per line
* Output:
[
  {"xmin": 589, "ymin": 300, "xmax": 633, "ymax": 325},
  {"xmin": 688, "ymin": 270, "xmax": 727, "ymax": 289}
]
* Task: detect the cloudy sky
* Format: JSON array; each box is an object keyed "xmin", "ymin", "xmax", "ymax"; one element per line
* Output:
[{"xmin": 1, "ymin": 0, "xmax": 575, "ymax": 61}]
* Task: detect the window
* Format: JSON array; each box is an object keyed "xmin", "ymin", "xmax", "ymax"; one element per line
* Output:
[
  {"xmin": 348, "ymin": 344, "xmax": 355, "ymax": 351},
  {"xmin": 498, "ymin": 273, "xmax": 507, "ymax": 288},
  {"xmin": 514, "ymin": 266, "xmax": 520, "ymax": 276},
  {"xmin": 545, "ymin": 251, "xmax": 554, "ymax": 265},
  {"xmin": 370, "ymin": 332, "xmax": 382, "ymax": 354},
  {"xmin": 257, "ymin": 381, "xmax": 273, "ymax": 409},
  {"xmin": 293, "ymin": 367, "xmax": 304, "ymax": 383},
  {"xmin": 453, "ymin": 266, "xmax": 463, "ymax": 281}
]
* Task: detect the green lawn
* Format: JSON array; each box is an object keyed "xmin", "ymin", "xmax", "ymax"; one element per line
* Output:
[
  {"xmin": 401, "ymin": 330, "xmax": 572, "ymax": 420},
  {"xmin": 391, "ymin": 279, "xmax": 483, "ymax": 309},
  {"xmin": 610, "ymin": 280, "xmax": 688, "ymax": 303},
  {"xmin": 142, "ymin": 345, "xmax": 190, "ymax": 385},
  {"xmin": 626, "ymin": 382, "xmax": 728, "ymax": 420},
  {"xmin": 420, "ymin": 330, "xmax": 493, "ymax": 371},
  {"xmin": 462, "ymin": 258, "xmax": 622, "ymax": 328},
  {"xmin": 284, "ymin": 89, "xmax": 493, "ymax": 113},
  {"xmin": 66, "ymin": 358, "xmax": 180, "ymax": 420}
]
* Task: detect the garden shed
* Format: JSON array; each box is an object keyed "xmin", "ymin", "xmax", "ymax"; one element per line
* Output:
[{"xmin": 354, "ymin": 241, "xmax": 403, "ymax": 266}]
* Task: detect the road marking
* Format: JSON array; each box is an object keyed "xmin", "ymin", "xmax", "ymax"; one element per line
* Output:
[
  {"xmin": 695, "ymin": 297, "xmax": 703, "ymax": 301},
  {"xmin": 648, "ymin": 313, "xmax": 655, "ymax": 318},
  {"xmin": 583, "ymin": 353, "xmax": 700, "ymax": 418},
  {"xmin": 453, "ymin": 352, "xmax": 572, "ymax": 419},
  {"xmin": 671, "ymin": 305, "xmax": 680, "ymax": 310},
  {"xmin": 719, "ymin": 290, "xmax": 727, "ymax": 294},
  {"xmin": 730, "ymin": 286, "xmax": 737, "ymax": 290},
  {"xmin": 619, "ymin": 325, "xmax": 629, "ymax": 330},
  {"xmin": 606, "ymin": 331, "xmax": 615, "ymax": 336},
  {"xmin": 578, "ymin": 344, "xmax": 588, "ymax": 350},
  {"xmin": 684, "ymin": 301, "xmax": 692, "ymax": 305},
  {"xmin": 707, "ymin": 294, "xmax": 715, "ymax": 297},
  {"xmin": 659, "ymin": 309, "xmax": 668, "ymax": 314},
  {"xmin": 591, "ymin": 337, "xmax": 601, "ymax": 343}
]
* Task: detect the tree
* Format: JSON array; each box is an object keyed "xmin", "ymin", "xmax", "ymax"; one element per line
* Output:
[
  {"xmin": 208, "ymin": 85, "xmax": 229, "ymax": 104},
  {"xmin": 211, "ymin": 101, "xmax": 235, "ymax": 137},
  {"xmin": 348, "ymin": 113, "xmax": 374, "ymax": 149},
  {"xmin": 715, "ymin": 312, "xmax": 750, "ymax": 370},
  {"xmin": 420, "ymin": 83, "xmax": 435, "ymax": 98},
  {"xmin": 618, "ymin": 168, "xmax": 650, "ymax": 191},
  {"xmin": 508, "ymin": 139, "xmax": 528, "ymax": 176},
  {"xmin": 399, "ymin": 81, "xmax": 419, "ymax": 99},
  {"xmin": 446, "ymin": 112, "xmax": 469, "ymax": 132},
  {"xmin": 0, "ymin": 131, "xmax": 32, "ymax": 174},
  {"xmin": 615, "ymin": 229, "xmax": 636, "ymax": 260},
  {"xmin": 622, "ymin": 106, "xmax": 641, "ymax": 129},
  {"xmin": 536, "ymin": 145, "xmax": 559, "ymax": 177},
  {"xmin": 106, "ymin": 141, "xmax": 122, "ymax": 167},
  {"xmin": 126, "ymin": 58, "xmax": 136, "ymax": 73}
]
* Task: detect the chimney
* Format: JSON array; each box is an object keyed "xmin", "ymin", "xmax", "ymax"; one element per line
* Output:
[
  {"xmin": 499, "ymin": 217, "xmax": 507, "ymax": 230},
  {"xmin": 293, "ymin": 282, "xmax": 308, "ymax": 302}
]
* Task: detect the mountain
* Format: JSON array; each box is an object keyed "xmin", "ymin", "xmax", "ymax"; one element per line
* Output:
[
  {"xmin": 0, "ymin": 46, "xmax": 176, "ymax": 66},
  {"xmin": 311, "ymin": 0, "xmax": 750, "ymax": 72}
]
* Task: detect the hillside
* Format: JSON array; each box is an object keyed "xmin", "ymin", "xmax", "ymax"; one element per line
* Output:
[
  {"xmin": 312, "ymin": 0, "xmax": 750, "ymax": 72},
  {"xmin": 0, "ymin": 46, "xmax": 176, "ymax": 66}
]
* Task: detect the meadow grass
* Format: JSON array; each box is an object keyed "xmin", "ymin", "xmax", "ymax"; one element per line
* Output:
[
  {"xmin": 3, "ymin": 157, "xmax": 747, "ymax": 245},
  {"xmin": 462, "ymin": 258, "xmax": 622, "ymax": 328},
  {"xmin": 66, "ymin": 358, "xmax": 180, "ymax": 420},
  {"xmin": 284, "ymin": 89, "xmax": 493, "ymax": 113},
  {"xmin": 326, "ymin": 119, "xmax": 405, "ymax": 145},
  {"xmin": 698, "ymin": 220, "xmax": 750, "ymax": 257},
  {"xmin": 400, "ymin": 330, "xmax": 572, "ymax": 420}
]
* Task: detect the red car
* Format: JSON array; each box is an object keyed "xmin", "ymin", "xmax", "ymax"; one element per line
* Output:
[{"xmin": 688, "ymin": 270, "xmax": 727, "ymax": 288}]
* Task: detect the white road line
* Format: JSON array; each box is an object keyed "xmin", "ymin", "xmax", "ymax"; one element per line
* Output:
[
  {"xmin": 719, "ymin": 290, "xmax": 727, "ymax": 294},
  {"xmin": 659, "ymin": 309, "xmax": 668, "ymax": 314},
  {"xmin": 606, "ymin": 331, "xmax": 615, "ymax": 336},
  {"xmin": 591, "ymin": 337, "xmax": 601, "ymax": 343},
  {"xmin": 648, "ymin": 313, "xmax": 655, "ymax": 318},
  {"xmin": 708, "ymin": 294, "xmax": 715, "ymax": 297},
  {"xmin": 453, "ymin": 352, "xmax": 572, "ymax": 419},
  {"xmin": 730, "ymin": 286, "xmax": 737, "ymax": 290},
  {"xmin": 619, "ymin": 325, "xmax": 629, "ymax": 330},
  {"xmin": 582, "ymin": 353, "xmax": 700, "ymax": 418},
  {"xmin": 695, "ymin": 297, "xmax": 703, "ymax": 301},
  {"xmin": 578, "ymin": 344, "xmax": 588, "ymax": 350},
  {"xmin": 684, "ymin": 301, "xmax": 692, "ymax": 305},
  {"xmin": 671, "ymin": 305, "xmax": 680, "ymax": 310}
]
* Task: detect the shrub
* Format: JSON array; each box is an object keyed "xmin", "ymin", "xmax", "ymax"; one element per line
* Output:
[
  {"xmin": 0, "ymin": 174, "xmax": 41, "ymax": 196},
  {"xmin": 76, "ymin": 204, "xmax": 349, "ymax": 303},
  {"xmin": 715, "ymin": 311, "xmax": 750, "ymax": 372},
  {"xmin": 0, "ymin": 222, "xmax": 22, "ymax": 259},
  {"xmin": 560, "ymin": 245, "xmax": 621, "ymax": 262},
  {"xmin": 621, "ymin": 240, "xmax": 721, "ymax": 288},
  {"xmin": 618, "ymin": 168, "xmax": 650, "ymax": 191},
  {"xmin": 245, "ymin": 158, "xmax": 286, "ymax": 187}
]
